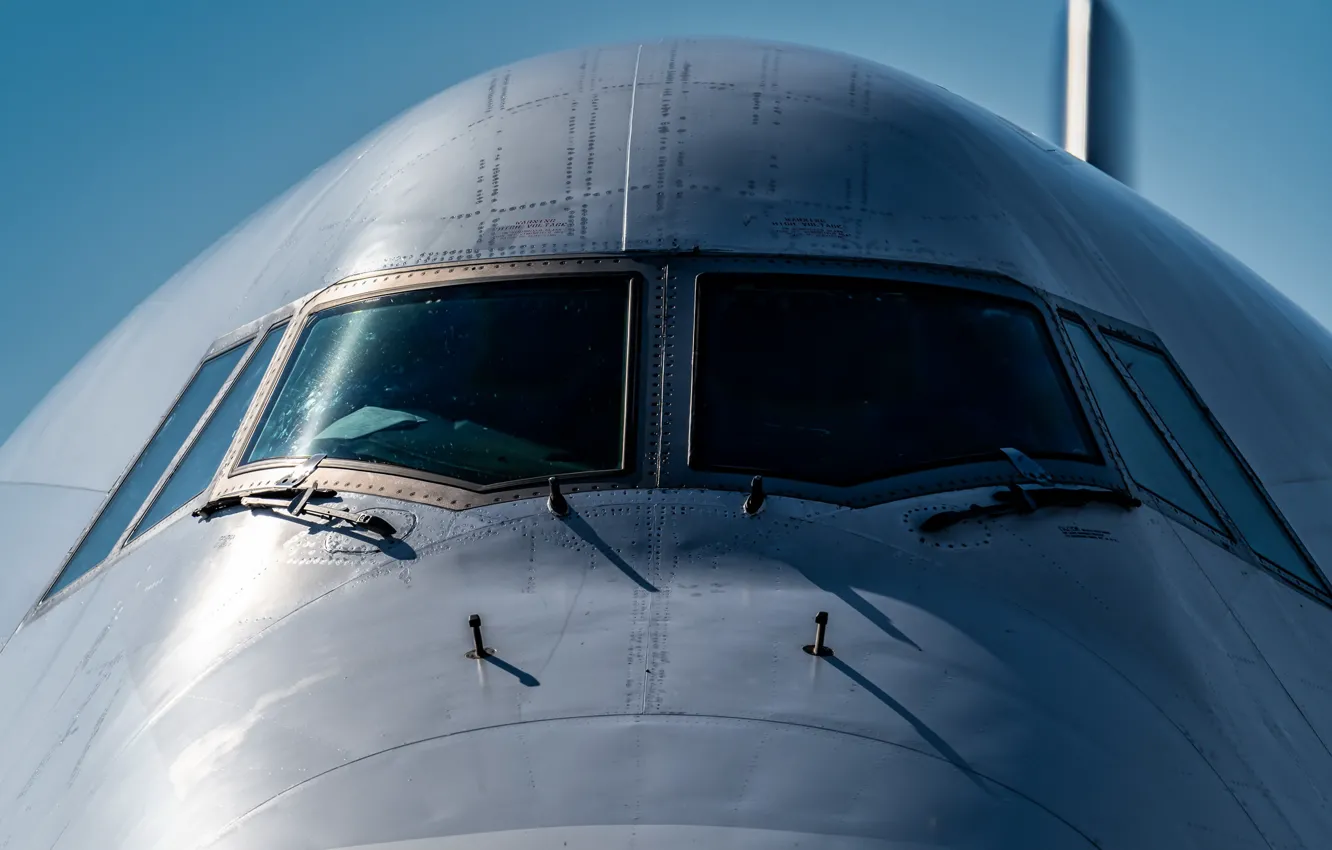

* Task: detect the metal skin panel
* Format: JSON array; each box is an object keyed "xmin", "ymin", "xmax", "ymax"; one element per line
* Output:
[
  {"xmin": 0, "ymin": 483, "xmax": 105, "ymax": 651},
  {"xmin": 1271, "ymin": 480, "xmax": 1332, "ymax": 569},
  {"xmin": 321, "ymin": 826, "xmax": 1075, "ymax": 850},
  {"xmin": 1, "ymin": 37, "xmax": 1331, "ymax": 849},
  {"xmin": 6, "ymin": 489, "xmax": 1329, "ymax": 849},
  {"xmin": 1160, "ymin": 526, "xmax": 1332, "ymax": 845}
]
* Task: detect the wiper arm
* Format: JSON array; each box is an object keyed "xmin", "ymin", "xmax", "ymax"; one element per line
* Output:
[
  {"xmin": 237, "ymin": 489, "xmax": 396, "ymax": 538},
  {"xmin": 195, "ymin": 486, "xmax": 395, "ymax": 538},
  {"xmin": 194, "ymin": 486, "xmax": 336, "ymax": 517},
  {"xmin": 920, "ymin": 484, "xmax": 1140, "ymax": 533},
  {"xmin": 194, "ymin": 452, "xmax": 334, "ymax": 518},
  {"xmin": 919, "ymin": 445, "xmax": 1140, "ymax": 532},
  {"xmin": 193, "ymin": 454, "xmax": 395, "ymax": 539}
]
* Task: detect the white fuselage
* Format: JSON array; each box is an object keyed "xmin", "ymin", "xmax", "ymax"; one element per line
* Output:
[{"xmin": 2, "ymin": 38, "xmax": 1331, "ymax": 850}]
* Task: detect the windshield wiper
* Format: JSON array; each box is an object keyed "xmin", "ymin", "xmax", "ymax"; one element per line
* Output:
[
  {"xmin": 192, "ymin": 453, "xmax": 395, "ymax": 538},
  {"xmin": 194, "ymin": 485, "xmax": 396, "ymax": 538},
  {"xmin": 194, "ymin": 452, "xmax": 330, "ymax": 518},
  {"xmin": 920, "ymin": 485, "xmax": 1140, "ymax": 532},
  {"xmin": 920, "ymin": 447, "xmax": 1140, "ymax": 532}
]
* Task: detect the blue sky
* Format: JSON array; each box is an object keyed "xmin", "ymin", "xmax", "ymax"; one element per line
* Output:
[{"xmin": 0, "ymin": 0, "xmax": 1328, "ymax": 443}]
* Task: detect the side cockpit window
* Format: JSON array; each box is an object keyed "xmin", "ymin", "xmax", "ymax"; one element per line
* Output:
[
  {"xmin": 690, "ymin": 274, "xmax": 1100, "ymax": 486},
  {"xmin": 242, "ymin": 278, "xmax": 634, "ymax": 487},
  {"xmin": 1062, "ymin": 319, "xmax": 1222, "ymax": 527},
  {"xmin": 128, "ymin": 323, "xmax": 288, "ymax": 541},
  {"xmin": 1060, "ymin": 309, "xmax": 1327, "ymax": 595},
  {"xmin": 1104, "ymin": 334, "xmax": 1323, "ymax": 588},
  {"xmin": 44, "ymin": 343, "xmax": 250, "ymax": 598}
]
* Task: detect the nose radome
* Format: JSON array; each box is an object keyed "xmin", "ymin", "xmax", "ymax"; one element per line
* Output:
[
  {"xmin": 206, "ymin": 715, "xmax": 1095, "ymax": 850},
  {"xmin": 148, "ymin": 491, "xmax": 1264, "ymax": 850}
]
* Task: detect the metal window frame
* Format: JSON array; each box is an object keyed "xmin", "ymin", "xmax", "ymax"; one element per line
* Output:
[
  {"xmin": 35, "ymin": 249, "xmax": 1325, "ymax": 614},
  {"xmin": 116, "ymin": 307, "xmax": 297, "ymax": 553},
  {"xmin": 1054, "ymin": 310, "xmax": 1240, "ymax": 547},
  {"xmin": 666, "ymin": 255, "xmax": 1126, "ymax": 506},
  {"xmin": 204, "ymin": 254, "xmax": 1127, "ymax": 513},
  {"xmin": 206, "ymin": 258, "xmax": 655, "ymax": 512},
  {"xmin": 28, "ymin": 311, "xmax": 283, "ymax": 616},
  {"xmin": 1053, "ymin": 296, "xmax": 1331, "ymax": 603}
]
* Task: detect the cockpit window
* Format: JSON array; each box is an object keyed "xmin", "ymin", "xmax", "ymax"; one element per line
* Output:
[
  {"xmin": 129, "ymin": 323, "xmax": 287, "ymax": 540},
  {"xmin": 1063, "ymin": 320, "xmax": 1222, "ymax": 527},
  {"xmin": 689, "ymin": 274, "xmax": 1099, "ymax": 486},
  {"xmin": 243, "ymin": 278, "xmax": 634, "ymax": 486},
  {"xmin": 1105, "ymin": 334, "xmax": 1324, "ymax": 588},
  {"xmin": 45, "ymin": 342, "xmax": 248, "ymax": 597}
]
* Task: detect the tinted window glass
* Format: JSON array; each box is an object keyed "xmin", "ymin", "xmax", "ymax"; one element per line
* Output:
[
  {"xmin": 690, "ymin": 274, "xmax": 1098, "ymax": 486},
  {"xmin": 130, "ymin": 324, "xmax": 287, "ymax": 539},
  {"xmin": 1064, "ymin": 322, "xmax": 1221, "ymax": 526},
  {"xmin": 245, "ymin": 279, "xmax": 632, "ymax": 486},
  {"xmin": 47, "ymin": 344, "xmax": 247, "ymax": 597},
  {"xmin": 1107, "ymin": 336, "xmax": 1322, "ymax": 586}
]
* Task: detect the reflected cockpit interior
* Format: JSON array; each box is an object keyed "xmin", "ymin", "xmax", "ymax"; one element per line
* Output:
[{"xmin": 244, "ymin": 278, "xmax": 634, "ymax": 486}]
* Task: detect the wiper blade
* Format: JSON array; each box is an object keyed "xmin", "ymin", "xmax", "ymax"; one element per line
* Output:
[
  {"xmin": 195, "ymin": 452, "xmax": 334, "ymax": 517},
  {"xmin": 920, "ymin": 485, "xmax": 1140, "ymax": 533},
  {"xmin": 193, "ymin": 486, "xmax": 337, "ymax": 518},
  {"xmin": 919, "ymin": 446, "xmax": 1138, "ymax": 532},
  {"xmin": 992, "ymin": 485, "xmax": 1140, "ymax": 512},
  {"xmin": 193, "ymin": 484, "xmax": 396, "ymax": 539},
  {"xmin": 998, "ymin": 446, "xmax": 1053, "ymax": 484},
  {"xmin": 241, "ymin": 492, "xmax": 396, "ymax": 538},
  {"xmin": 276, "ymin": 452, "xmax": 327, "ymax": 488}
]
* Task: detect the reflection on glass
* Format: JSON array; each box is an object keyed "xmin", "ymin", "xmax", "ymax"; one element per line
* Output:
[
  {"xmin": 47, "ymin": 343, "xmax": 248, "ymax": 597},
  {"xmin": 245, "ymin": 279, "xmax": 632, "ymax": 486},
  {"xmin": 1107, "ymin": 336, "xmax": 1323, "ymax": 586},
  {"xmin": 1064, "ymin": 322, "xmax": 1221, "ymax": 526},
  {"xmin": 690, "ymin": 274, "xmax": 1099, "ymax": 486},
  {"xmin": 130, "ymin": 324, "xmax": 287, "ymax": 539}
]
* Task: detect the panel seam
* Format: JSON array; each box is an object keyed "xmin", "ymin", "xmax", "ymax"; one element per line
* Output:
[
  {"xmin": 620, "ymin": 44, "xmax": 643, "ymax": 251},
  {"xmin": 1167, "ymin": 521, "xmax": 1332, "ymax": 764},
  {"xmin": 195, "ymin": 713, "xmax": 1101, "ymax": 850},
  {"xmin": 0, "ymin": 480, "xmax": 106, "ymax": 495}
]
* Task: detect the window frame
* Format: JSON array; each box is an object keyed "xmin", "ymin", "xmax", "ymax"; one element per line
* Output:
[
  {"xmin": 29, "ymin": 251, "xmax": 1327, "ymax": 616},
  {"xmin": 671, "ymin": 256, "xmax": 1127, "ymax": 507},
  {"xmin": 206, "ymin": 259, "xmax": 652, "ymax": 512},
  {"xmin": 1052, "ymin": 295, "xmax": 1330, "ymax": 600},
  {"xmin": 1055, "ymin": 311, "xmax": 1237, "ymax": 545},
  {"xmin": 117, "ymin": 309, "xmax": 296, "ymax": 551},
  {"xmin": 30, "ymin": 309, "xmax": 289, "ymax": 614}
]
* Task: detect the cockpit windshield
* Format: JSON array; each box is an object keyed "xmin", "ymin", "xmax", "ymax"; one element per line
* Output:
[
  {"xmin": 243, "ymin": 277, "xmax": 633, "ymax": 486},
  {"xmin": 690, "ymin": 274, "xmax": 1099, "ymax": 486}
]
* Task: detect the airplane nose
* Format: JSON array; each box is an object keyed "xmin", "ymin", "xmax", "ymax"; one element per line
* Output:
[
  {"xmin": 56, "ymin": 490, "xmax": 1274, "ymax": 850},
  {"xmin": 205, "ymin": 714, "xmax": 1093, "ymax": 850}
]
